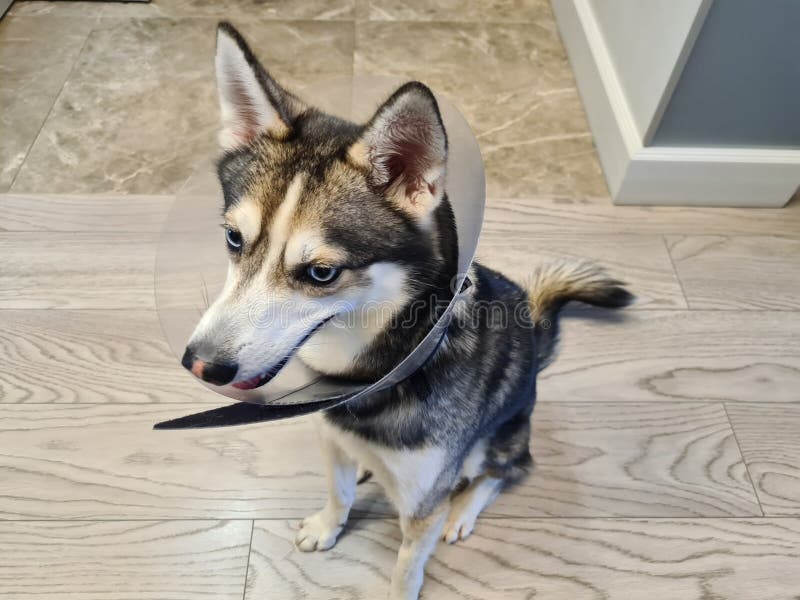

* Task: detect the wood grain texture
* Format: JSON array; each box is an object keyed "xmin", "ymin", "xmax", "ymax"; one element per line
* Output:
[
  {"xmin": 539, "ymin": 309, "xmax": 800, "ymax": 403},
  {"xmin": 0, "ymin": 405, "xmax": 392, "ymax": 520},
  {"xmin": 246, "ymin": 517, "xmax": 800, "ymax": 600},
  {"xmin": 484, "ymin": 196, "xmax": 800, "ymax": 235},
  {"xmin": 14, "ymin": 308, "xmax": 798, "ymax": 407},
  {"xmin": 0, "ymin": 310, "xmax": 217, "ymax": 403},
  {"xmin": 14, "ymin": 307, "xmax": 797, "ymax": 407},
  {"xmin": 494, "ymin": 402, "xmax": 760, "ymax": 518},
  {"xmin": 726, "ymin": 404, "xmax": 800, "ymax": 516},
  {"xmin": 0, "ymin": 232, "xmax": 157, "ymax": 308},
  {"xmin": 477, "ymin": 232, "xmax": 686, "ymax": 309},
  {"xmin": 667, "ymin": 235, "xmax": 800, "ymax": 310},
  {"xmin": 0, "ymin": 402, "xmax": 758, "ymax": 520},
  {"xmin": 0, "ymin": 520, "xmax": 251, "ymax": 599},
  {"xmin": 0, "ymin": 193, "xmax": 173, "ymax": 232}
]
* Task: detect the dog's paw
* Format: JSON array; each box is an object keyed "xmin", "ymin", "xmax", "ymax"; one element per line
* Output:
[
  {"xmin": 442, "ymin": 505, "xmax": 478, "ymax": 544},
  {"xmin": 295, "ymin": 511, "xmax": 343, "ymax": 552}
]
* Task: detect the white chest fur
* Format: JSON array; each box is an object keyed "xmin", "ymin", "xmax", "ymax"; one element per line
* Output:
[{"xmin": 315, "ymin": 415, "xmax": 448, "ymax": 517}]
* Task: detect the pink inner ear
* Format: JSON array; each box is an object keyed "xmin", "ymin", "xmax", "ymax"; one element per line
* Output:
[
  {"xmin": 230, "ymin": 78, "xmax": 262, "ymax": 144},
  {"xmin": 375, "ymin": 114, "xmax": 440, "ymax": 195}
]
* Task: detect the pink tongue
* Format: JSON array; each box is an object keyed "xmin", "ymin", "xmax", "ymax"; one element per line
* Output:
[{"xmin": 232, "ymin": 375, "xmax": 262, "ymax": 390}]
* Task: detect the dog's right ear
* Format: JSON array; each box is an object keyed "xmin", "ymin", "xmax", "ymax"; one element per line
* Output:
[
  {"xmin": 348, "ymin": 82, "xmax": 448, "ymax": 224},
  {"xmin": 215, "ymin": 22, "xmax": 305, "ymax": 150}
]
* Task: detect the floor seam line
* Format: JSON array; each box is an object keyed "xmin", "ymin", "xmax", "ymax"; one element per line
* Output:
[
  {"xmin": 722, "ymin": 402, "xmax": 765, "ymax": 517},
  {"xmin": 661, "ymin": 234, "xmax": 692, "ymax": 310},
  {"xmin": 241, "ymin": 520, "xmax": 255, "ymax": 600},
  {"xmin": 7, "ymin": 21, "xmax": 94, "ymax": 192}
]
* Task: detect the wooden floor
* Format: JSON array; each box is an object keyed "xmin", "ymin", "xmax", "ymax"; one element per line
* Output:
[{"xmin": 2, "ymin": 1, "xmax": 800, "ymax": 599}]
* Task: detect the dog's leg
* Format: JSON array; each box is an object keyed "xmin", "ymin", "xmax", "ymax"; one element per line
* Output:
[
  {"xmin": 442, "ymin": 475, "xmax": 503, "ymax": 544},
  {"xmin": 296, "ymin": 435, "xmax": 357, "ymax": 552},
  {"xmin": 390, "ymin": 506, "xmax": 447, "ymax": 600}
]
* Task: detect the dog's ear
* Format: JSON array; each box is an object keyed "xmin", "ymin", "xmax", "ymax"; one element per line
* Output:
[
  {"xmin": 349, "ymin": 82, "xmax": 448, "ymax": 223},
  {"xmin": 215, "ymin": 22, "xmax": 305, "ymax": 150}
]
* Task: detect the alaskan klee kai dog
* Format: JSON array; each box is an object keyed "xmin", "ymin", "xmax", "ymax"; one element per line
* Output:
[{"xmin": 183, "ymin": 23, "xmax": 633, "ymax": 600}]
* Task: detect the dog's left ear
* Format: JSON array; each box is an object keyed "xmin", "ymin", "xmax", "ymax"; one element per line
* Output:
[
  {"xmin": 349, "ymin": 82, "xmax": 448, "ymax": 223},
  {"xmin": 215, "ymin": 22, "xmax": 305, "ymax": 150}
]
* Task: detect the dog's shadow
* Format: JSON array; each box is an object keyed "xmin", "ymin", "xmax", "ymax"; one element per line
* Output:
[{"xmin": 348, "ymin": 478, "xmax": 396, "ymax": 529}]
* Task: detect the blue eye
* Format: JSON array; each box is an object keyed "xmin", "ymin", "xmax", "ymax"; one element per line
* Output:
[
  {"xmin": 307, "ymin": 264, "xmax": 340, "ymax": 285},
  {"xmin": 225, "ymin": 228, "xmax": 242, "ymax": 252}
]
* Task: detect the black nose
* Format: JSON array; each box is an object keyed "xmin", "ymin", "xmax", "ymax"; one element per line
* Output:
[
  {"xmin": 181, "ymin": 347, "xmax": 196, "ymax": 372},
  {"xmin": 182, "ymin": 347, "xmax": 238, "ymax": 386}
]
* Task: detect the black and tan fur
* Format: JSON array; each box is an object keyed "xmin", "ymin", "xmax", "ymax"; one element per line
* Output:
[{"xmin": 183, "ymin": 23, "xmax": 633, "ymax": 600}]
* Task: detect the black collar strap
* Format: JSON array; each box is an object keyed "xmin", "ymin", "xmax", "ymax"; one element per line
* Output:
[{"xmin": 153, "ymin": 396, "xmax": 349, "ymax": 430}]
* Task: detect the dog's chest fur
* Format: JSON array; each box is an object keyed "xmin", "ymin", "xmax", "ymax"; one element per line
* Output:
[
  {"xmin": 315, "ymin": 415, "xmax": 489, "ymax": 517},
  {"xmin": 315, "ymin": 415, "xmax": 449, "ymax": 515}
]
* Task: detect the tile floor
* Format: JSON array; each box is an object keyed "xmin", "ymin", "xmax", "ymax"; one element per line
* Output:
[{"xmin": 1, "ymin": 1, "xmax": 799, "ymax": 598}]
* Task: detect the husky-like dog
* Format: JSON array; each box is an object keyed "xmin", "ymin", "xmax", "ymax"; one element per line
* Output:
[{"xmin": 183, "ymin": 23, "xmax": 633, "ymax": 600}]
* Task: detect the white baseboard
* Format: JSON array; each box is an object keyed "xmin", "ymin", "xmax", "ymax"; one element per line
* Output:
[{"xmin": 552, "ymin": 0, "xmax": 800, "ymax": 207}]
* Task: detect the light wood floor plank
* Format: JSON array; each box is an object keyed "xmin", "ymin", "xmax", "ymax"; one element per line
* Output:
[
  {"xmin": 478, "ymin": 232, "xmax": 685, "ymax": 309},
  {"xmin": 4, "ymin": 309, "xmax": 797, "ymax": 405},
  {"xmin": 0, "ymin": 405, "xmax": 392, "ymax": 520},
  {"xmin": 485, "ymin": 196, "xmax": 800, "ymax": 236},
  {"xmin": 0, "ymin": 310, "xmax": 216, "ymax": 403},
  {"xmin": 0, "ymin": 232, "xmax": 157, "ymax": 308},
  {"xmin": 246, "ymin": 517, "xmax": 800, "ymax": 600},
  {"xmin": 0, "ymin": 403, "xmax": 758, "ymax": 520},
  {"xmin": 0, "ymin": 193, "xmax": 173, "ymax": 232},
  {"xmin": 540, "ymin": 309, "xmax": 800, "ymax": 403},
  {"xmin": 494, "ymin": 402, "xmax": 760, "ymax": 517},
  {"xmin": 0, "ymin": 520, "xmax": 251, "ymax": 599},
  {"xmin": 667, "ymin": 235, "xmax": 800, "ymax": 310},
  {"xmin": 726, "ymin": 403, "xmax": 800, "ymax": 516}
]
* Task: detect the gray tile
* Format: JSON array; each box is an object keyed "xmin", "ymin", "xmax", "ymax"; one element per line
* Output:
[
  {"xmin": 366, "ymin": 0, "xmax": 552, "ymax": 22},
  {"xmin": 152, "ymin": 0, "xmax": 355, "ymax": 20},
  {"xmin": 7, "ymin": 0, "xmax": 106, "ymax": 17},
  {"xmin": 0, "ymin": 15, "xmax": 93, "ymax": 190},
  {"xmin": 667, "ymin": 235, "xmax": 800, "ymax": 310},
  {"xmin": 11, "ymin": 18, "xmax": 354, "ymax": 194},
  {"xmin": 11, "ymin": 0, "xmax": 355, "ymax": 19},
  {"xmin": 355, "ymin": 21, "xmax": 607, "ymax": 199}
]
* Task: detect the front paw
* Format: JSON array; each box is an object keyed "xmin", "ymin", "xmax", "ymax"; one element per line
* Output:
[{"xmin": 295, "ymin": 511, "xmax": 344, "ymax": 552}]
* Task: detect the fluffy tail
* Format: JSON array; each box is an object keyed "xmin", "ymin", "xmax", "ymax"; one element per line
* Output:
[{"xmin": 526, "ymin": 260, "xmax": 634, "ymax": 371}]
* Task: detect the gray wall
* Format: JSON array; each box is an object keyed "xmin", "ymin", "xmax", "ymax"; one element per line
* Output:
[{"xmin": 652, "ymin": 0, "xmax": 800, "ymax": 149}]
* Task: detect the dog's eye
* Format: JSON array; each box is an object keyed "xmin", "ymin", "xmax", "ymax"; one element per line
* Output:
[
  {"xmin": 306, "ymin": 264, "xmax": 340, "ymax": 285},
  {"xmin": 225, "ymin": 228, "xmax": 243, "ymax": 252}
]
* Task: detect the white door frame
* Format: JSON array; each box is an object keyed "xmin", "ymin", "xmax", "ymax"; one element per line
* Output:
[{"xmin": 552, "ymin": 0, "xmax": 800, "ymax": 207}]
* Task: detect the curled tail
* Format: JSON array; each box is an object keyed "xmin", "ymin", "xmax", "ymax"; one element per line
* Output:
[{"xmin": 526, "ymin": 261, "xmax": 634, "ymax": 371}]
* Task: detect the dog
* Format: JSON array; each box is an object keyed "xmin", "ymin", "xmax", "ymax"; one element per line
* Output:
[{"xmin": 182, "ymin": 22, "xmax": 633, "ymax": 600}]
